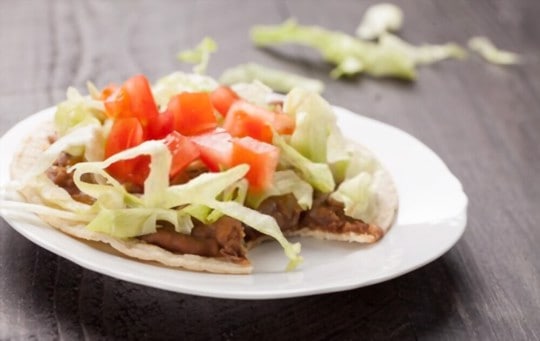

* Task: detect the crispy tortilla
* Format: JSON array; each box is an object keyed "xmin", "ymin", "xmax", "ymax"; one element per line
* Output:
[
  {"xmin": 286, "ymin": 142, "xmax": 398, "ymax": 243},
  {"xmin": 11, "ymin": 126, "xmax": 252, "ymax": 274},
  {"xmin": 11, "ymin": 124, "xmax": 398, "ymax": 274}
]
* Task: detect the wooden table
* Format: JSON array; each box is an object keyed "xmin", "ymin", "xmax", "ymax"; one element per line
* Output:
[{"xmin": 1, "ymin": 1, "xmax": 538, "ymax": 339}]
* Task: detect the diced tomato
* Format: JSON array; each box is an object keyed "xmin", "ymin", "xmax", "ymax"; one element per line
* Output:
[
  {"xmin": 190, "ymin": 129, "xmax": 232, "ymax": 171},
  {"xmin": 104, "ymin": 117, "xmax": 149, "ymax": 186},
  {"xmin": 103, "ymin": 75, "xmax": 159, "ymax": 127},
  {"xmin": 223, "ymin": 100, "xmax": 295, "ymax": 143},
  {"xmin": 124, "ymin": 75, "xmax": 159, "ymax": 126},
  {"xmin": 231, "ymin": 136, "xmax": 279, "ymax": 191},
  {"xmin": 104, "ymin": 87, "xmax": 130, "ymax": 119},
  {"xmin": 272, "ymin": 113, "xmax": 295, "ymax": 135},
  {"xmin": 147, "ymin": 110, "xmax": 174, "ymax": 140},
  {"xmin": 100, "ymin": 83, "xmax": 119, "ymax": 101},
  {"xmin": 168, "ymin": 92, "xmax": 218, "ymax": 136},
  {"xmin": 105, "ymin": 118, "xmax": 144, "ymax": 158},
  {"xmin": 223, "ymin": 101, "xmax": 273, "ymax": 143},
  {"xmin": 210, "ymin": 86, "xmax": 239, "ymax": 116},
  {"xmin": 163, "ymin": 131, "xmax": 200, "ymax": 178}
]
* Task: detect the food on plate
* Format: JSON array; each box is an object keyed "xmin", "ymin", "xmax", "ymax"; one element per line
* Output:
[{"xmin": 7, "ymin": 72, "xmax": 398, "ymax": 274}]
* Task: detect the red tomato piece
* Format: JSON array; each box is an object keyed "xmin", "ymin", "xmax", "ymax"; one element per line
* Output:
[
  {"xmin": 104, "ymin": 117, "xmax": 149, "ymax": 186},
  {"xmin": 272, "ymin": 113, "xmax": 295, "ymax": 135},
  {"xmin": 210, "ymin": 86, "xmax": 240, "ymax": 116},
  {"xmin": 103, "ymin": 75, "xmax": 159, "ymax": 127},
  {"xmin": 104, "ymin": 87, "xmax": 130, "ymax": 119},
  {"xmin": 223, "ymin": 100, "xmax": 295, "ymax": 143},
  {"xmin": 231, "ymin": 136, "xmax": 280, "ymax": 191},
  {"xmin": 105, "ymin": 118, "xmax": 144, "ymax": 158},
  {"xmin": 124, "ymin": 75, "xmax": 159, "ymax": 126},
  {"xmin": 190, "ymin": 129, "xmax": 233, "ymax": 171},
  {"xmin": 223, "ymin": 101, "xmax": 273, "ymax": 143},
  {"xmin": 163, "ymin": 131, "xmax": 200, "ymax": 178},
  {"xmin": 168, "ymin": 92, "xmax": 218, "ymax": 136},
  {"xmin": 100, "ymin": 83, "xmax": 119, "ymax": 101},
  {"xmin": 147, "ymin": 110, "xmax": 174, "ymax": 140}
]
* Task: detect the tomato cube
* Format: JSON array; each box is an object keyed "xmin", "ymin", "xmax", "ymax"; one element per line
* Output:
[
  {"xmin": 163, "ymin": 131, "xmax": 200, "ymax": 178},
  {"xmin": 104, "ymin": 117, "xmax": 149, "ymax": 187},
  {"xmin": 231, "ymin": 136, "xmax": 279, "ymax": 191},
  {"xmin": 223, "ymin": 100, "xmax": 295, "ymax": 143},
  {"xmin": 190, "ymin": 129, "xmax": 233, "ymax": 171},
  {"xmin": 147, "ymin": 110, "xmax": 174, "ymax": 140},
  {"xmin": 104, "ymin": 75, "xmax": 159, "ymax": 127},
  {"xmin": 168, "ymin": 92, "xmax": 218, "ymax": 136},
  {"xmin": 210, "ymin": 86, "xmax": 240, "ymax": 116}
]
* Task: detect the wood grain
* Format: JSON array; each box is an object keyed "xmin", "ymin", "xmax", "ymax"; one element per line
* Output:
[{"xmin": 1, "ymin": 0, "xmax": 539, "ymax": 340}]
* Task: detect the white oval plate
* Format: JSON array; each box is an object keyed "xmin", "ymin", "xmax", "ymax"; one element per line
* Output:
[{"xmin": 0, "ymin": 106, "xmax": 467, "ymax": 299}]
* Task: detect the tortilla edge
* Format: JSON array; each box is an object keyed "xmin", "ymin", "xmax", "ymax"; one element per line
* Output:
[{"xmin": 10, "ymin": 129, "xmax": 252, "ymax": 274}]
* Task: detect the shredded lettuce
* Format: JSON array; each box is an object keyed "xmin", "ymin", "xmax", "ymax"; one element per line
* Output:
[
  {"xmin": 152, "ymin": 72, "xmax": 218, "ymax": 109},
  {"xmin": 177, "ymin": 36, "xmax": 218, "ymax": 75},
  {"xmin": 71, "ymin": 145, "xmax": 302, "ymax": 267},
  {"xmin": 71, "ymin": 158, "xmax": 141, "ymax": 209},
  {"xmin": 284, "ymin": 89, "xmax": 334, "ymax": 163},
  {"xmin": 86, "ymin": 207, "xmax": 193, "ymax": 238},
  {"xmin": 343, "ymin": 148, "xmax": 379, "ymax": 179},
  {"xmin": 207, "ymin": 200, "xmax": 302, "ymax": 271},
  {"xmin": 54, "ymin": 87, "xmax": 106, "ymax": 137},
  {"xmin": 86, "ymin": 81, "xmax": 102, "ymax": 100},
  {"xmin": 379, "ymin": 33, "xmax": 466, "ymax": 65},
  {"xmin": 356, "ymin": 3, "xmax": 403, "ymax": 40},
  {"xmin": 468, "ymin": 36, "xmax": 520, "ymax": 65},
  {"xmin": 247, "ymin": 170, "xmax": 313, "ymax": 209},
  {"xmin": 273, "ymin": 133, "xmax": 335, "ymax": 193},
  {"xmin": 282, "ymin": 88, "xmax": 350, "ymax": 184},
  {"xmin": 231, "ymin": 81, "xmax": 275, "ymax": 108},
  {"xmin": 164, "ymin": 166, "xmax": 302, "ymax": 268},
  {"xmin": 19, "ymin": 124, "xmax": 102, "ymax": 185},
  {"xmin": 163, "ymin": 165, "xmax": 250, "ymax": 208},
  {"xmin": 251, "ymin": 19, "xmax": 416, "ymax": 80},
  {"xmin": 33, "ymin": 176, "xmax": 92, "ymax": 213},
  {"xmin": 205, "ymin": 179, "xmax": 249, "ymax": 223},
  {"xmin": 328, "ymin": 144, "xmax": 381, "ymax": 222},
  {"xmin": 252, "ymin": 19, "xmax": 470, "ymax": 80},
  {"xmin": 220, "ymin": 63, "xmax": 324, "ymax": 94},
  {"xmin": 180, "ymin": 204, "xmax": 212, "ymax": 224},
  {"xmin": 69, "ymin": 141, "xmax": 197, "ymax": 237},
  {"xmin": 330, "ymin": 172, "xmax": 377, "ymax": 223}
]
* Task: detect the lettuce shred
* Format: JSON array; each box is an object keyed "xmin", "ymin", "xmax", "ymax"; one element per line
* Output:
[
  {"xmin": 356, "ymin": 3, "xmax": 403, "ymax": 40},
  {"xmin": 177, "ymin": 36, "xmax": 218, "ymax": 75},
  {"xmin": 379, "ymin": 33, "xmax": 466, "ymax": 65},
  {"xmin": 251, "ymin": 19, "xmax": 416, "ymax": 80},
  {"xmin": 68, "ymin": 143, "xmax": 302, "ymax": 268},
  {"xmin": 247, "ymin": 170, "xmax": 313, "ymax": 209},
  {"xmin": 220, "ymin": 63, "xmax": 324, "ymax": 94},
  {"xmin": 54, "ymin": 87, "xmax": 106, "ymax": 136},
  {"xmin": 468, "ymin": 36, "xmax": 520, "ymax": 65},
  {"xmin": 152, "ymin": 72, "xmax": 218, "ymax": 109},
  {"xmin": 273, "ymin": 133, "xmax": 335, "ymax": 193},
  {"xmin": 251, "ymin": 19, "xmax": 467, "ymax": 80}
]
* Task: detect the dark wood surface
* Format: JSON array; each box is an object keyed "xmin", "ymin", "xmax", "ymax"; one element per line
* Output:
[{"xmin": 1, "ymin": 0, "xmax": 539, "ymax": 340}]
